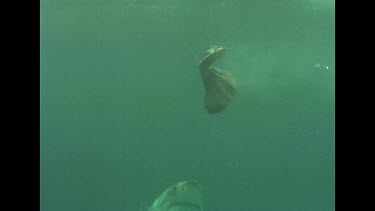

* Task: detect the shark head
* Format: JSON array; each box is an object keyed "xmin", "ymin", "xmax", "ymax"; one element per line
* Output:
[{"xmin": 148, "ymin": 181, "xmax": 204, "ymax": 211}]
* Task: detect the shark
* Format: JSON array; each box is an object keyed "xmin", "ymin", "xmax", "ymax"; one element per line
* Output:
[{"xmin": 147, "ymin": 181, "xmax": 204, "ymax": 211}]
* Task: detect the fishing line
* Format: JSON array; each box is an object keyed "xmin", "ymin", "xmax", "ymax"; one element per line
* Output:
[{"xmin": 183, "ymin": 41, "xmax": 200, "ymax": 64}]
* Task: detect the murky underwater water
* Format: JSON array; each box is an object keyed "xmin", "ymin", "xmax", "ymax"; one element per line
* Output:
[{"xmin": 40, "ymin": 0, "xmax": 334, "ymax": 210}]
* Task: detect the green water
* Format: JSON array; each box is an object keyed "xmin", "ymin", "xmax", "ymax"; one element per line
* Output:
[{"xmin": 40, "ymin": 0, "xmax": 335, "ymax": 210}]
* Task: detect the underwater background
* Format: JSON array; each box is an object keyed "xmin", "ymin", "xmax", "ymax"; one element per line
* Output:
[{"xmin": 40, "ymin": 0, "xmax": 335, "ymax": 210}]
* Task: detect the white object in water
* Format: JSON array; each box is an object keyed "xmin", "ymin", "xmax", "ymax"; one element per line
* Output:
[
  {"xmin": 313, "ymin": 63, "xmax": 329, "ymax": 70},
  {"xmin": 314, "ymin": 63, "xmax": 321, "ymax": 69}
]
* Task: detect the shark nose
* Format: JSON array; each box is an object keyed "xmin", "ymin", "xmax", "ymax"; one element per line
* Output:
[{"xmin": 179, "ymin": 181, "xmax": 203, "ymax": 193}]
